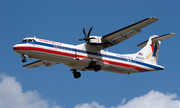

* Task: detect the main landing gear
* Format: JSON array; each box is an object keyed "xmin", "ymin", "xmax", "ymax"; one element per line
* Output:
[
  {"xmin": 93, "ymin": 65, "xmax": 101, "ymax": 72},
  {"xmin": 72, "ymin": 69, "xmax": 81, "ymax": 79},
  {"xmin": 85, "ymin": 61, "xmax": 101, "ymax": 72}
]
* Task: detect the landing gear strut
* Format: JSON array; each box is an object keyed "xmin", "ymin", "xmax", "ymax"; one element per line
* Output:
[{"xmin": 72, "ymin": 70, "xmax": 81, "ymax": 79}]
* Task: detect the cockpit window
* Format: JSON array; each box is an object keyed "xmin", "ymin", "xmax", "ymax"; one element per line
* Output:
[
  {"xmin": 22, "ymin": 39, "xmax": 28, "ymax": 42},
  {"xmin": 21, "ymin": 39, "xmax": 36, "ymax": 43}
]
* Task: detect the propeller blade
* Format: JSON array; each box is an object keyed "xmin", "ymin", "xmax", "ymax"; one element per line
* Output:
[
  {"xmin": 78, "ymin": 39, "xmax": 84, "ymax": 41},
  {"xmin": 87, "ymin": 26, "xmax": 93, "ymax": 37},
  {"xmin": 79, "ymin": 26, "xmax": 94, "ymax": 44},
  {"xmin": 83, "ymin": 26, "xmax": 87, "ymax": 37}
]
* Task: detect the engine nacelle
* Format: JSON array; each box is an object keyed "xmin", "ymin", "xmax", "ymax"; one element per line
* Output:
[{"xmin": 89, "ymin": 36, "xmax": 102, "ymax": 44}]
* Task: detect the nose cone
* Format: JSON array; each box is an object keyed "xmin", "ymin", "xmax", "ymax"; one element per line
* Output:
[{"xmin": 13, "ymin": 44, "xmax": 21, "ymax": 51}]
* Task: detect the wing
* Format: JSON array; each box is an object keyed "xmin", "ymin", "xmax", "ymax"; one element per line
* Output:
[
  {"xmin": 99, "ymin": 17, "xmax": 159, "ymax": 49},
  {"xmin": 137, "ymin": 33, "xmax": 176, "ymax": 47},
  {"xmin": 23, "ymin": 60, "xmax": 60, "ymax": 68}
]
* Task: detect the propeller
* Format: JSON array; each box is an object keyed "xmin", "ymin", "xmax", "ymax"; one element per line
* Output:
[{"xmin": 78, "ymin": 26, "xmax": 95, "ymax": 44}]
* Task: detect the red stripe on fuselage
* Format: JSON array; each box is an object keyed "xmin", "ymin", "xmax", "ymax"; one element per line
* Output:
[{"xmin": 13, "ymin": 46, "xmax": 149, "ymax": 72}]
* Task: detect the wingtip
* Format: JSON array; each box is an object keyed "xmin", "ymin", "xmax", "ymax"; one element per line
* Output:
[
  {"xmin": 149, "ymin": 17, "xmax": 159, "ymax": 20},
  {"xmin": 169, "ymin": 33, "xmax": 176, "ymax": 36}
]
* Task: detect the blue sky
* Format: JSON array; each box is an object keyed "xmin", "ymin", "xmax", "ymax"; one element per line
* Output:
[{"xmin": 0, "ymin": 0, "xmax": 180, "ymax": 108}]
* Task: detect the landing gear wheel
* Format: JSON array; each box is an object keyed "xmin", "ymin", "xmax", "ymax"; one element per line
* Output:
[
  {"xmin": 22, "ymin": 58, "xmax": 27, "ymax": 63},
  {"xmin": 73, "ymin": 72, "xmax": 81, "ymax": 79},
  {"xmin": 93, "ymin": 65, "xmax": 101, "ymax": 72}
]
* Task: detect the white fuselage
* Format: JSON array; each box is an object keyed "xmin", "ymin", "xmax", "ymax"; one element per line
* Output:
[{"xmin": 13, "ymin": 37, "xmax": 164, "ymax": 74}]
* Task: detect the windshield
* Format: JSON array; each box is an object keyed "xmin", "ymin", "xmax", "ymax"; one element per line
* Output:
[
  {"xmin": 21, "ymin": 39, "xmax": 36, "ymax": 43},
  {"xmin": 21, "ymin": 39, "xmax": 28, "ymax": 42}
]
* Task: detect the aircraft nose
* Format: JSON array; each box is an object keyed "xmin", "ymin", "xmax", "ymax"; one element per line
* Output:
[{"xmin": 13, "ymin": 44, "xmax": 21, "ymax": 50}]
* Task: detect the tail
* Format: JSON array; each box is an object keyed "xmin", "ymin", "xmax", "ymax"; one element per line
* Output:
[{"xmin": 136, "ymin": 33, "xmax": 176, "ymax": 64}]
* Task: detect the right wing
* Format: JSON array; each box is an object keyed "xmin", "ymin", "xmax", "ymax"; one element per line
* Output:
[
  {"xmin": 23, "ymin": 60, "xmax": 60, "ymax": 68},
  {"xmin": 99, "ymin": 17, "xmax": 159, "ymax": 49}
]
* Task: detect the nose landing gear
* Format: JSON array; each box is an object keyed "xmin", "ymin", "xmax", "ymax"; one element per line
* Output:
[
  {"xmin": 21, "ymin": 54, "xmax": 28, "ymax": 63},
  {"xmin": 22, "ymin": 58, "xmax": 27, "ymax": 63}
]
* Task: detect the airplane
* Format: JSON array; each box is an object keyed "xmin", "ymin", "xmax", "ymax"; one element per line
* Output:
[{"xmin": 13, "ymin": 17, "xmax": 176, "ymax": 79}]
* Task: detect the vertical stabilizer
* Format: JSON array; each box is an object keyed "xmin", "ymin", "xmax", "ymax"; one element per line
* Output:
[{"xmin": 136, "ymin": 33, "xmax": 176, "ymax": 64}]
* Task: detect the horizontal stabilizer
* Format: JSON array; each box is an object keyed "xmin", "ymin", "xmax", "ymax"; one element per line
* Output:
[
  {"xmin": 23, "ymin": 60, "xmax": 60, "ymax": 68},
  {"xmin": 137, "ymin": 33, "xmax": 176, "ymax": 47}
]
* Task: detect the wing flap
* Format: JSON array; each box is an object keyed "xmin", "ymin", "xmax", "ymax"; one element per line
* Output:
[{"xmin": 23, "ymin": 60, "xmax": 60, "ymax": 68}]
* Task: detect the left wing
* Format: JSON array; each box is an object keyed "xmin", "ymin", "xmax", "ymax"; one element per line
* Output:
[
  {"xmin": 23, "ymin": 60, "xmax": 60, "ymax": 68},
  {"xmin": 99, "ymin": 17, "xmax": 159, "ymax": 49}
]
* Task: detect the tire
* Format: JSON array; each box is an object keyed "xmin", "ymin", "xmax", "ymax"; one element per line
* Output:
[
  {"xmin": 74, "ymin": 72, "xmax": 81, "ymax": 79},
  {"xmin": 93, "ymin": 65, "xmax": 101, "ymax": 72},
  {"xmin": 22, "ymin": 58, "xmax": 27, "ymax": 63}
]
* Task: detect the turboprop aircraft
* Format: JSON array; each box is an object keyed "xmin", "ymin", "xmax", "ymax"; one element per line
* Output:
[{"xmin": 13, "ymin": 17, "xmax": 176, "ymax": 79}]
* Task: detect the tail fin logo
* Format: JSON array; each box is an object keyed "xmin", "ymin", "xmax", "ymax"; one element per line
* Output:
[{"xmin": 145, "ymin": 41, "xmax": 157, "ymax": 62}]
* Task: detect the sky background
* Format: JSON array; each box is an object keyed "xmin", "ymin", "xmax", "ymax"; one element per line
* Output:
[{"xmin": 0, "ymin": 0, "xmax": 180, "ymax": 108}]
